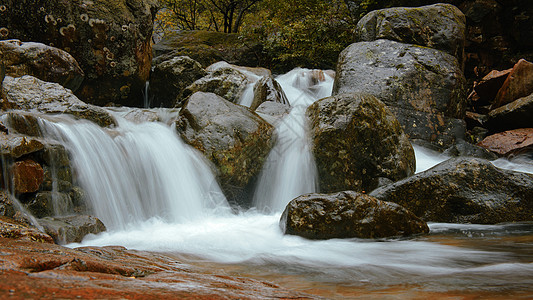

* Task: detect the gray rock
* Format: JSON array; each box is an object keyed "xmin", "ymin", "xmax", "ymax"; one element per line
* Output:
[
  {"xmin": 182, "ymin": 67, "xmax": 249, "ymax": 104},
  {"xmin": 370, "ymin": 157, "xmax": 533, "ymax": 224},
  {"xmin": 2, "ymin": 76, "xmax": 115, "ymax": 127},
  {"xmin": 333, "ymin": 40, "xmax": 467, "ymax": 149},
  {"xmin": 150, "ymin": 56, "xmax": 207, "ymax": 107},
  {"xmin": 176, "ymin": 92, "xmax": 274, "ymax": 204},
  {"xmin": 39, "ymin": 215, "xmax": 106, "ymax": 244},
  {"xmin": 307, "ymin": 93, "xmax": 415, "ymax": 193},
  {"xmin": 250, "ymin": 75, "xmax": 289, "ymax": 111},
  {"xmin": 357, "ymin": 4, "xmax": 466, "ymax": 62},
  {"xmin": 0, "ymin": 39, "xmax": 84, "ymax": 91},
  {"xmin": 486, "ymin": 92, "xmax": 533, "ymax": 131},
  {"xmin": 255, "ymin": 101, "xmax": 291, "ymax": 126},
  {"xmin": 280, "ymin": 191, "xmax": 429, "ymax": 239}
]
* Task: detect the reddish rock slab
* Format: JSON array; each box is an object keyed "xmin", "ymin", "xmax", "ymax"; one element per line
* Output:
[
  {"xmin": 12, "ymin": 159, "xmax": 44, "ymax": 194},
  {"xmin": 477, "ymin": 128, "xmax": 533, "ymax": 156},
  {"xmin": 493, "ymin": 59, "xmax": 533, "ymax": 108},
  {"xmin": 473, "ymin": 68, "xmax": 511, "ymax": 105},
  {"xmin": 0, "ymin": 237, "xmax": 317, "ymax": 299}
]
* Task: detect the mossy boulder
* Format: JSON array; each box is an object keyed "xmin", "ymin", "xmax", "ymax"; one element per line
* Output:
[
  {"xmin": 357, "ymin": 3, "xmax": 466, "ymax": 63},
  {"xmin": 0, "ymin": 0, "xmax": 158, "ymax": 106},
  {"xmin": 307, "ymin": 93, "xmax": 415, "ymax": 193},
  {"xmin": 149, "ymin": 56, "xmax": 207, "ymax": 107},
  {"xmin": 182, "ymin": 67, "xmax": 249, "ymax": 105},
  {"xmin": 176, "ymin": 92, "xmax": 274, "ymax": 204},
  {"xmin": 334, "ymin": 40, "xmax": 467, "ymax": 149},
  {"xmin": 370, "ymin": 157, "xmax": 533, "ymax": 224},
  {"xmin": 153, "ymin": 30, "xmax": 263, "ymax": 68},
  {"xmin": 280, "ymin": 191, "xmax": 429, "ymax": 240},
  {"xmin": 250, "ymin": 75, "xmax": 289, "ymax": 111}
]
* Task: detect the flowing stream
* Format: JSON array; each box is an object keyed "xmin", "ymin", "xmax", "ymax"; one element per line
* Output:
[{"xmin": 32, "ymin": 69, "xmax": 533, "ymax": 297}]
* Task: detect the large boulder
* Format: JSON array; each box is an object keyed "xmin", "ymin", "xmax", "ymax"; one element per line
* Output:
[
  {"xmin": 176, "ymin": 92, "xmax": 274, "ymax": 203},
  {"xmin": 182, "ymin": 67, "xmax": 249, "ymax": 105},
  {"xmin": 149, "ymin": 56, "xmax": 206, "ymax": 108},
  {"xmin": 333, "ymin": 40, "xmax": 467, "ymax": 149},
  {"xmin": 370, "ymin": 157, "xmax": 533, "ymax": 224},
  {"xmin": 0, "ymin": 39, "xmax": 84, "ymax": 91},
  {"xmin": 0, "ymin": 0, "xmax": 158, "ymax": 106},
  {"xmin": 250, "ymin": 75, "xmax": 289, "ymax": 111},
  {"xmin": 357, "ymin": 4, "xmax": 466, "ymax": 63},
  {"xmin": 1, "ymin": 76, "xmax": 115, "ymax": 127},
  {"xmin": 280, "ymin": 191, "xmax": 429, "ymax": 239},
  {"xmin": 307, "ymin": 93, "xmax": 415, "ymax": 193},
  {"xmin": 39, "ymin": 215, "xmax": 106, "ymax": 244},
  {"xmin": 153, "ymin": 30, "xmax": 263, "ymax": 68}
]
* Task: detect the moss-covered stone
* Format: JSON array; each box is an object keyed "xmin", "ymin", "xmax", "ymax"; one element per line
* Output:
[
  {"xmin": 280, "ymin": 191, "xmax": 429, "ymax": 239},
  {"xmin": 307, "ymin": 93, "xmax": 415, "ymax": 193},
  {"xmin": 370, "ymin": 157, "xmax": 533, "ymax": 224}
]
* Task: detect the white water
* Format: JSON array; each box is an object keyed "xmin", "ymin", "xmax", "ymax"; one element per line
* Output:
[
  {"xmin": 41, "ymin": 116, "xmax": 230, "ymax": 230},
  {"xmin": 22, "ymin": 68, "xmax": 530, "ymax": 293},
  {"xmin": 253, "ymin": 69, "xmax": 334, "ymax": 212}
]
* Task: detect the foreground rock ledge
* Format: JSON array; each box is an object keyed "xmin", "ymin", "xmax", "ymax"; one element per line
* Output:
[
  {"xmin": 280, "ymin": 191, "xmax": 429, "ymax": 239},
  {"xmin": 0, "ymin": 237, "xmax": 316, "ymax": 299}
]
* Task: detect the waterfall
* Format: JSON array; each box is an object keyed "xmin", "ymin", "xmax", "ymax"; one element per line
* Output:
[
  {"xmin": 253, "ymin": 69, "xmax": 334, "ymax": 212},
  {"xmin": 41, "ymin": 116, "xmax": 230, "ymax": 230}
]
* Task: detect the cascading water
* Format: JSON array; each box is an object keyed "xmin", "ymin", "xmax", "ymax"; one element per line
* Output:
[
  {"xmin": 253, "ymin": 69, "xmax": 334, "ymax": 212},
  {"xmin": 23, "ymin": 68, "xmax": 532, "ymax": 297},
  {"xmin": 41, "ymin": 115, "xmax": 230, "ymax": 230}
]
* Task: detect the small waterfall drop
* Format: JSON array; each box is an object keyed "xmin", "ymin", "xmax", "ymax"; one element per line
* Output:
[
  {"xmin": 41, "ymin": 115, "xmax": 230, "ymax": 230},
  {"xmin": 253, "ymin": 69, "xmax": 334, "ymax": 212}
]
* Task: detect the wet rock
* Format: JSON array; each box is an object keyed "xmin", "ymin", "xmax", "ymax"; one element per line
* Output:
[
  {"xmin": 493, "ymin": 59, "xmax": 533, "ymax": 109},
  {"xmin": 280, "ymin": 191, "xmax": 429, "ymax": 239},
  {"xmin": 25, "ymin": 191, "xmax": 72, "ymax": 219},
  {"xmin": 176, "ymin": 92, "xmax": 274, "ymax": 203},
  {"xmin": 149, "ymin": 56, "xmax": 206, "ymax": 108},
  {"xmin": 333, "ymin": 40, "xmax": 467, "ymax": 149},
  {"xmin": 0, "ymin": 216, "xmax": 54, "ymax": 243},
  {"xmin": 250, "ymin": 75, "xmax": 289, "ymax": 111},
  {"xmin": 370, "ymin": 157, "xmax": 533, "ymax": 224},
  {"xmin": 0, "ymin": 134, "xmax": 44, "ymax": 159},
  {"xmin": 486, "ymin": 93, "xmax": 533, "ymax": 131},
  {"xmin": 357, "ymin": 4, "xmax": 466, "ymax": 62},
  {"xmin": 206, "ymin": 61, "xmax": 272, "ymax": 80},
  {"xmin": 39, "ymin": 215, "xmax": 106, "ymax": 244},
  {"xmin": 12, "ymin": 159, "xmax": 44, "ymax": 194},
  {"xmin": 182, "ymin": 67, "xmax": 249, "ymax": 105},
  {"xmin": 477, "ymin": 128, "xmax": 533, "ymax": 156},
  {"xmin": 473, "ymin": 68, "xmax": 511, "ymax": 106},
  {"xmin": 2, "ymin": 76, "xmax": 115, "ymax": 127},
  {"xmin": 153, "ymin": 30, "xmax": 263, "ymax": 68},
  {"xmin": 0, "ymin": 238, "xmax": 313, "ymax": 299},
  {"xmin": 307, "ymin": 93, "xmax": 415, "ymax": 193},
  {"xmin": 255, "ymin": 101, "xmax": 291, "ymax": 126},
  {"xmin": 0, "ymin": 111, "xmax": 42, "ymax": 137},
  {"xmin": 0, "ymin": 0, "xmax": 159, "ymax": 107},
  {"xmin": 442, "ymin": 139, "xmax": 497, "ymax": 160},
  {"xmin": 0, "ymin": 39, "xmax": 84, "ymax": 91},
  {"xmin": 0, "ymin": 190, "xmax": 15, "ymax": 218}
]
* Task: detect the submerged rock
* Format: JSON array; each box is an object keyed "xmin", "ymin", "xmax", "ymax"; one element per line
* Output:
[
  {"xmin": 1, "ymin": 76, "xmax": 115, "ymax": 127},
  {"xmin": 307, "ymin": 93, "xmax": 415, "ymax": 193},
  {"xmin": 280, "ymin": 191, "xmax": 429, "ymax": 239},
  {"xmin": 39, "ymin": 215, "xmax": 106, "ymax": 244},
  {"xmin": 0, "ymin": 0, "xmax": 158, "ymax": 106},
  {"xmin": 357, "ymin": 3, "xmax": 466, "ymax": 62},
  {"xmin": 370, "ymin": 157, "xmax": 533, "ymax": 224},
  {"xmin": 0, "ymin": 39, "xmax": 84, "ymax": 91},
  {"xmin": 333, "ymin": 39, "xmax": 467, "ymax": 149},
  {"xmin": 176, "ymin": 92, "xmax": 274, "ymax": 203},
  {"xmin": 149, "ymin": 56, "xmax": 206, "ymax": 108}
]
